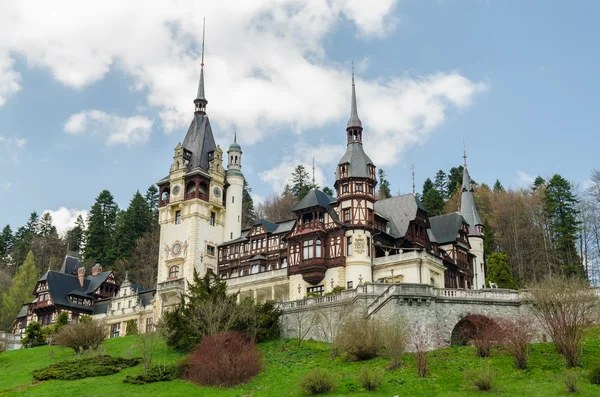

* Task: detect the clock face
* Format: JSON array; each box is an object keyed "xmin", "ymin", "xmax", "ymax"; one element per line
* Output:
[
  {"xmin": 172, "ymin": 243, "xmax": 181, "ymax": 255},
  {"xmin": 172, "ymin": 184, "xmax": 181, "ymax": 196},
  {"xmin": 213, "ymin": 186, "xmax": 221, "ymax": 198}
]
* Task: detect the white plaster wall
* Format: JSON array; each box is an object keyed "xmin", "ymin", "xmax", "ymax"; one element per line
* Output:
[{"xmin": 224, "ymin": 175, "xmax": 244, "ymax": 242}]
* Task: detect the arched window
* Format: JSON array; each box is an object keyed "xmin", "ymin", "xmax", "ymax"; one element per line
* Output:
[
  {"xmin": 235, "ymin": 155, "xmax": 238, "ymax": 163},
  {"xmin": 161, "ymin": 191, "xmax": 170, "ymax": 201},
  {"xmin": 315, "ymin": 239, "xmax": 322, "ymax": 258},
  {"xmin": 186, "ymin": 182, "xmax": 196, "ymax": 195},
  {"xmin": 169, "ymin": 265, "xmax": 179, "ymax": 279},
  {"xmin": 199, "ymin": 183, "xmax": 208, "ymax": 194},
  {"xmin": 303, "ymin": 240, "xmax": 314, "ymax": 259}
]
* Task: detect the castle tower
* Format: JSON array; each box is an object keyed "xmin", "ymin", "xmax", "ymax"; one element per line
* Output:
[
  {"xmin": 460, "ymin": 150, "xmax": 486, "ymax": 289},
  {"xmin": 155, "ymin": 24, "xmax": 227, "ymax": 314},
  {"xmin": 224, "ymin": 132, "xmax": 244, "ymax": 241},
  {"xmin": 334, "ymin": 69, "xmax": 377, "ymax": 286}
]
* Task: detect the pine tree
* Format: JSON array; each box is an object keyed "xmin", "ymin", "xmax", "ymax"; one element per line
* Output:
[
  {"xmin": 112, "ymin": 191, "xmax": 153, "ymax": 264},
  {"xmin": 486, "ymin": 251, "xmax": 515, "ymax": 289},
  {"xmin": 434, "ymin": 170, "xmax": 447, "ymax": 198},
  {"xmin": 65, "ymin": 215, "xmax": 85, "ymax": 253},
  {"xmin": 447, "ymin": 166, "xmax": 464, "ymax": 198},
  {"xmin": 422, "ymin": 188, "xmax": 445, "ymax": 217},
  {"xmin": 291, "ymin": 165, "xmax": 313, "ymax": 201},
  {"xmin": 322, "ymin": 186, "xmax": 335, "ymax": 197},
  {"xmin": 0, "ymin": 251, "xmax": 38, "ymax": 330},
  {"xmin": 493, "ymin": 180, "xmax": 505, "ymax": 193},
  {"xmin": 11, "ymin": 212, "xmax": 40, "ymax": 268},
  {"xmin": 0, "ymin": 225, "xmax": 13, "ymax": 266},
  {"xmin": 85, "ymin": 190, "xmax": 119, "ymax": 266},
  {"xmin": 422, "ymin": 178, "xmax": 435, "ymax": 198},
  {"xmin": 532, "ymin": 176, "xmax": 545, "ymax": 192},
  {"xmin": 543, "ymin": 174, "xmax": 580, "ymax": 275},
  {"xmin": 145, "ymin": 185, "xmax": 159, "ymax": 226},
  {"xmin": 39, "ymin": 213, "xmax": 57, "ymax": 237},
  {"xmin": 482, "ymin": 218, "xmax": 496, "ymax": 260},
  {"xmin": 242, "ymin": 180, "xmax": 256, "ymax": 228},
  {"xmin": 378, "ymin": 169, "xmax": 392, "ymax": 199}
]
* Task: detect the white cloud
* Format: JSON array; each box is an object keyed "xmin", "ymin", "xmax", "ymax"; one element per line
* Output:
[
  {"xmin": 1, "ymin": 1, "xmax": 484, "ymax": 165},
  {"xmin": 43, "ymin": 207, "xmax": 88, "ymax": 235},
  {"xmin": 0, "ymin": 54, "xmax": 21, "ymax": 106},
  {"xmin": 1, "ymin": 182, "xmax": 11, "ymax": 191},
  {"xmin": 0, "ymin": 134, "xmax": 27, "ymax": 163},
  {"xmin": 516, "ymin": 169, "xmax": 536, "ymax": 186},
  {"xmin": 64, "ymin": 110, "xmax": 154, "ymax": 145}
]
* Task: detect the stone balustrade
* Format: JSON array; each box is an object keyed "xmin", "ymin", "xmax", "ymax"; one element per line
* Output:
[{"xmin": 226, "ymin": 268, "xmax": 287, "ymax": 288}]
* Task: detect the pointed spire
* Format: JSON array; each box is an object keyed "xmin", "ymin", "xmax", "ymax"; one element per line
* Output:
[
  {"xmin": 460, "ymin": 149, "xmax": 483, "ymax": 234},
  {"xmin": 346, "ymin": 60, "xmax": 362, "ymax": 129},
  {"xmin": 194, "ymin": 18, "xmax": 208, "ymax": 114}
]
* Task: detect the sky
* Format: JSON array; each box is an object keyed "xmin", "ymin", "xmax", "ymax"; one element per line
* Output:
[{"xmin": 0, "ymin": 0, "xmax": 599, "ymax": 234}]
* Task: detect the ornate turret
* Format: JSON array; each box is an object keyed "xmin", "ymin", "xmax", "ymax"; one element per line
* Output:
[
  {"xmin": 227, "ymin": 131, "xmax": 243, "ymax": 175},
  {"xmin": 460, "ymin": 150, "xmax": 483, "ymax": 237},
  {"xmin": 194, "ymin": 21, "xmax": 208, "ymax": 115},
  {"xmin": 224, "ymin": 131, "xmax": 245, "ymax": 241}
]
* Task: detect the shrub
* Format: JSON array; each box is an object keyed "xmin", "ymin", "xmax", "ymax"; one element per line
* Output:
[
  {"xmin": 300, "ymin": 368, "xmax": 335, "ymax": 395},
  {"xmin": 563, "ymin": 371, "xmax": 579, "ymax": 393},
  {"xmin": 187, "ymin": 331, "xmax": 262, "ymax": 387},
  {"xmin": 78, "ymin": 314, "xmax": 93, "ymax": 324},
  {"xmin": 126, "ymin": 319, "xmax": 139, "ymax": 335},
  {"xmin": 22, "ymin": 322, "xmax": 47, "ymax": 348},
  {"xmin": 468, "ymin": 366, "xmax": 495, "ymax": 391},
  {"xmin": 0, "ymin": 337, "xmax": 6, "ymax": 354},
  {"xmin": 324, "ymin": 286, "xmax": 346, "ymax": 295},
  {"xmin": 31, "ymin": 355, "xmax": 140, "ymax": 381},
  {"xmin": 411, "ymin": 322, "xmax": 439, "ymax": 378},
  {"xmin": 54, "ymin": 320, "xmax": 107, "ymax": 354},
  {"xmin": 529, "ymin": 275, "xmax": 598, "ymax": 367},
  {"xmin": 123, "ymin": 365, "xmax": 179, "ymax": 384},
  {"xmin": 499, "ymin": 317, "xmax": 534, "ymax": 369},
  {"xmin": 382, "ymin": 317, "xmax": 409, "ymax": 369},
  {"xmin": 334, "ymin": 316, "xmax": 384, "ymax": 361},
  {"xmin": 357, "ymin": 366, "xmax": 382, "ymax": 391},
  {"xmin": 235, "ymin": 299, "xmax": 282, "ymax": 342},
  {"xmin": 589, "ymin": 365, "xmax": 600, "ymax": 385},
  {"xmin": 459, "ymin": 315, "xmax": 502, "ymax": 358}
]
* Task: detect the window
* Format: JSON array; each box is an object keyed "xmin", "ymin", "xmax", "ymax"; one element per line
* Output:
[
  {"xmin": 281, "ymin": 257, "xmax": 288, "ymax": 268},
  {"xmin": 111, "ymin": 323, "xmax": 121, "ymax": 338},
  {"xmin": 343, "ymin": 209, "xmax": 350, "ymax": 222},
  {"xmin": 210, "ymin": 211, "xmax": 216, "ymax": 226},
  {"xmin": 342, "ymin": 184, "xmax": 349, "ymax": 194},
  {"xmin": 146, "ymin": 318, "xmax": 153, "ymax": 333},
  {"xmin": 307, "ymin": 285, "xmax": 324, "ymax": 297},
  {"xmin": 367, "ymin": 237, "xmax": 371, "ymax": 257},
  {"xmin": 169, "ymin": 265, "xmax": 179, "ymax": 279},
  {"xmin": 230, "ymin": 232, "xmax": 233, "ymax": 239},
  {"xmin": 356, "ymin": 183, "xmax": 363, "ymax": 192},
  {"xmin": 315, "ymin": 239, "xmax": 322, "ymax": 258},
  {"xmin": 175, "ymin": 210, "xmax": 181, "ymax": 224},
  {"xmin": 207, "ymin": 245, "xmax": 215, "ymax": 256},
  {"xmin": 128, "ymin": 300, "xmax": 132, "ymax": 308},
  {"xmin": 117, "ymin": 302, "xmax": 121, "ymax": 310},
  {"xmin": 303, "ymin": 240, "xmax": 314, "ymax": 259},
  {"xmin": 347, "ymin": 236, "xmax": 353, "ymax": 256},
  {"xmin": 232, "ymin": 196, "xmax": 235, "ymax": 203},
  {"xmin": 347, "ymin": 281, "xmax": 353, "ymax": 289}
]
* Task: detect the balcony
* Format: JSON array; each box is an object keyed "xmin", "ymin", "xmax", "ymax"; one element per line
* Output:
[
  {"xmin": 226, "ymin": 268, "xmax": 287, "ymax": 288},
  {"xmin": 157, "ymin": 278, "xmax": 184, "ymax": 294},
  {"xmin": 32, "ymin": 299, "xmax": 53, "ymax": 310},
  {"xmin": 184, "ymin": 192, "xmax": 209, "ymax": 201}
]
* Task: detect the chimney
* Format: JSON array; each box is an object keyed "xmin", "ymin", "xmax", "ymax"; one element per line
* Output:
[
  {"xmin": 91, "ymin": 263, "xmax": 102, "ymax": 276},
  {"xmin": 78, "ymin": 267, "xmax": 85, "ymax": 287}
]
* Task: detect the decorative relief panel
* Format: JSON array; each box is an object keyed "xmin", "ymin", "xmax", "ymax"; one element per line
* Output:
[{"xmin": 355, "ymin": 235, "xmax": 366, "ymax": 254}]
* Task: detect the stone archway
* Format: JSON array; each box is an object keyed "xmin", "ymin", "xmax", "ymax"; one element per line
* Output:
[{"xmin": 450, "ymin": 314, "xmax": 499, "ymax": 346}]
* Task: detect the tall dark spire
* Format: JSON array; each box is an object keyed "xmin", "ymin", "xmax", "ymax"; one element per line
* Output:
[
  {"xmin": 460, "ymin": 148, "xmax": 483, "ymax": 236},
  {"xmin": 194, "ymin": 18, "xmax": 208, "ymax": 115},
  {"xmin": 347, "ymin": 61, "xmax": 362, "ymax": 130}
]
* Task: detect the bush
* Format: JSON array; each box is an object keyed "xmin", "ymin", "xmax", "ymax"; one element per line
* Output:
[
  {"xmin": 187, "ymin": 331, "xmax": 262, "ymax": 387},
  {"xmin": 79, "ymin": 314, "xmax": 93, "ymax": 324},
  {"xmin": 126, "ymin": 319, "xmax": 139, "ymax": 335},
  {"xmin": 235, "ymin": 299, "xmax": 282, "ymax": 342},
  {"xmin": 499, "ymin": 317, "xmax": 534, "ymax": 369},
  {"xmin": 334, "ymin": 316, "xmax": 384, "ymax": 361},
  {"xmin": 324, "ymin": 286, "xmax": 346, "ymax": 295},
  {"xmin": 300, "ymin": 368, "xmax": 335, "ymax": 395},
  {"xmin": 563, "ymin": 371, "xmax": 579, "ymax": 393},
  {"xmin": 589, "ymin": 365, "xmax": 600, "ymax": 385},
  {"xmin": 31, "ymin": 355, "xmax": 140, "ymax": 381},
  {"xmin": 22, "ymin": 322, "xmax": 47, "ymax": 348},
  {"xmin": 0, "ymin": 337, "xmax": 6, "ymax": 354},
  {"xmin": 382, "ymin": 317, "xmax": 409, "ymax": 369},
  {"xmin": 460, "ymin": 315, "xmax": 502, "ymax": 358},
  {"xmin": 123, "ymin": 365, "xmax": 179, "ymax": 384},
  {"xmin": 54, "ymin": 320, "xmax": 107, "ymax": 354},
  {"xmin": 357, "ymin": 366, "xmax": 382, "ymax": 391},
  {"xmin": 468, "ymin": 366, "xmax": 495, "ymax": 391}
]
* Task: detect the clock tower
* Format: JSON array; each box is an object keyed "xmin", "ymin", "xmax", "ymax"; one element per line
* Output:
[{"xmin": 154, "ymin": 32, "xmax": 228, "ymax": 315}]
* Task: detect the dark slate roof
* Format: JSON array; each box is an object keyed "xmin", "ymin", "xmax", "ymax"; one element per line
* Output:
[
  {"xmin": 85, "ymin": 271, "xmax": 112, "ymax": 294},
  {"xmin": 182, "ymin": 114, "xmax": 216, "ymax": 173},
  {"xmin": 253, "ymin": 219, "xmax": 278, "ymax": 233},
  {"xmin": 460, "ymin": 165, "xmax": 483, "ymax": 236},
  {"xmin": 139, "ymin": 290, "xmax": 155, "ymax": 306},
  {"xmin": 59, "ymin": 255, "xmax": 81, "ymax": 275},
  {"xmin": 45, "ymin": 271, "xmax": 94, "ymax": 312},
  {"xmin": 347, "ymin": 76, "xmax": 362, "ymax": 128},
  {"xmin": 218, "ymin": 219, "xmax": 296, "ymax": 247},
  {"xmin": 16, "ymin": 304, "xmax": 28, "ymax": 319},
  {"xmin": 429, "ymin": 213, "xmax": 466, "ymax": 245},
  {"xmin": 68, "ymin": 290, "xmax": 92, "ymax": 298},
  {"xmin": 93, "ymin": 300, "xmax": 111, "ymax": 315},
  {"xmin": 293, "ymin": 189, "xmax": 336, "ymax": 211},
  {"xmin": 374, "ymin": 194, "xmax": 424, "ymax": 238},
  {"xmin": 273, "ymin": 219, "xmax": 296, "ymax": 234},
  {"xmin": 336, "ymin": 143, "xmax": 374, "ymax": 179}
]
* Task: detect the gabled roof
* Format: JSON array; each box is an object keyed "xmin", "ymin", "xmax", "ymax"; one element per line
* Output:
[
  {"xmin": 85, "ymin": 271, "xmax": 112, "ymax": 294},
  {"xmin": 336, "ymin": 143, "xmax": 374, "ymax": 179},
  {"xmin": 374, "ymin": 194, "xmax": 424, "ymax": 238},
  {"xmin": 293, "ymin": 189, "xmax": 336, "ymax": 212},
  {"xmin": 59, "ymin": 254, "xmax": 81, "ymax": 275},
  {"xmin": 429, "ymin": 213, "xmax": 467, "ymax": 245},
  {"xmin": 252, "ymin": 219, "xmax": 279, "ymax": 233},
  {"xmin": 44, "ymin": 271, "xmax": 94, "ymax": 312},
  {"xmin": 182, "ymin": 114, "xmax": 217, "ymax": 173}
]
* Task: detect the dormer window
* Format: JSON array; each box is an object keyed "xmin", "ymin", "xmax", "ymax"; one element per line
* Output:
[{"xmin": 356, "ymin": 183, "xmax": 363, "ymax": 192}]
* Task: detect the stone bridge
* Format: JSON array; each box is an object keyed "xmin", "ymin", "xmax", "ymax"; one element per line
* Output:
[{"xmin": 278, "ymin": 283, "xmax": 540, "ymax": 349}]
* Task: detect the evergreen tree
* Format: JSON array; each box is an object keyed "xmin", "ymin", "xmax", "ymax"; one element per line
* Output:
[
  {"xmin": 84, "ymin": 190, "xmax": 119, "ymax": 266},
  {"xmin": 434, "ymin": 170, "xmax": 447, "ymax": 198},
  {"xmin": 322, "ymin": 186, "xmax": 335, "ymax": 197},
  {"xmin": 0, "ymin": 251, "xmax": 38, "ymax": 330},
  {"xmin": 242, "ymin": 180, "xmax": 256, "ymax": 228},
  {"xmin": 482, "ymin": 218, "xmax": 496, "ymax": 260},
  {"xmin": 25, "ymin": 212, "xmax": 40, "ymax": 237},
  {"xmin": 11, "ymin": 212, "xmax": 40, "ymax": 268},
  {"xmin": 486, "ymin": 251, "xmax": 515, "ymax": 289},
  {"xmin": 422, "ymin": 188, "xmax": 445, "ymax": 217},
  {"xmin": 422, "ymin": 178, "xmax": 435, "ymax": 198},
  {"xmin": 291, "ymin": 165, "xmax": 313, "ymax": 201},
  {"xmin": 378, "ymin": 169, "xmax": 392, "ymax": 199},
  {"xmin": 493, "ymin": 180, "xmax": 505, "ymax": 193},
  {"xmin": 65, "ymin": 215, "xmax": 85, "ymax": 253},
  {"xmin": 144, "ymin": 185, "xmax": 159, "ymax": 226},
  {"xmin": 447, "ymin": 166, "xmax": 464, "ymax": 198},
  {"xmin": 112, "ymin": 191, "xmax": 153, "ymax": 263},
  {"xmin": 543, "ymin": 174, "xmax": 580, "ymax": 275},
  {"xmin": 0, "ymin": 225, "xmax": 13, "ymax": 266},
  {"xmin": 39, "ymin": 213, "xmax": 57, "ymax": 237},
  {"xmin": 532, "ymin": 176, "xmax": 546, "ymax": 192}
]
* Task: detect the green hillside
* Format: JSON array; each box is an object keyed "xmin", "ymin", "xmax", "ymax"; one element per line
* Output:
[{"xmin": 1, "ymin": 331, "xmax": 600, "ymax": 397}]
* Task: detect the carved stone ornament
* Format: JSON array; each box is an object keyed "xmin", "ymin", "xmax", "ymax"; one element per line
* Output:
[
  {"xmin": 355, "ymin": 235, "xmax": 366, "ymax": 254},
  {"xmin": 165, "ymin": 240, "xmax": 188, "ymax": 260}
]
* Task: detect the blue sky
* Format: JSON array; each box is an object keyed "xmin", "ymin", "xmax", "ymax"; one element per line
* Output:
[{"xmin": 0, "ymin": 0, "xmax": 598, "ymax": 233}]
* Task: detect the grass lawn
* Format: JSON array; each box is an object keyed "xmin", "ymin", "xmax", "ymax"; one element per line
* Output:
[{"xmin": 1, "ymin": 331, "xmax": 600, "ymax": 397}]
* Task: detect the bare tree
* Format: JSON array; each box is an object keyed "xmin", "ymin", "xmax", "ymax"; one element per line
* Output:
[
  {"xmin": 189, "ymin": 299, "xmax": 241, "ymax": 338},
  {"xmin": 286, "ymin": 306, "xmax": 318, "ymax": 352},
  {"xmin": 410, "ymin": 322, "xmax": 438, "ymax": 378},
  {"xmin": 314, "ymin": 304, "xmax": 354, "ymax": 356},
  {"xmin": 498, "ymin": 316, "xmax": 535, "ymax": 369},
  {"xmin": 136, "ymin": 331, "xmax": 166, "ymax": 374},
  {"xmin": 529, "ymin": 275, "xmax": 599, "ymax": 367},
  {"xmin": 382, "ymin": 316, "xmax": 410, "ymax": 369},
  {"xmin": 255, "ymin": 192, "xmax": 295, "ymax": 223}
]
